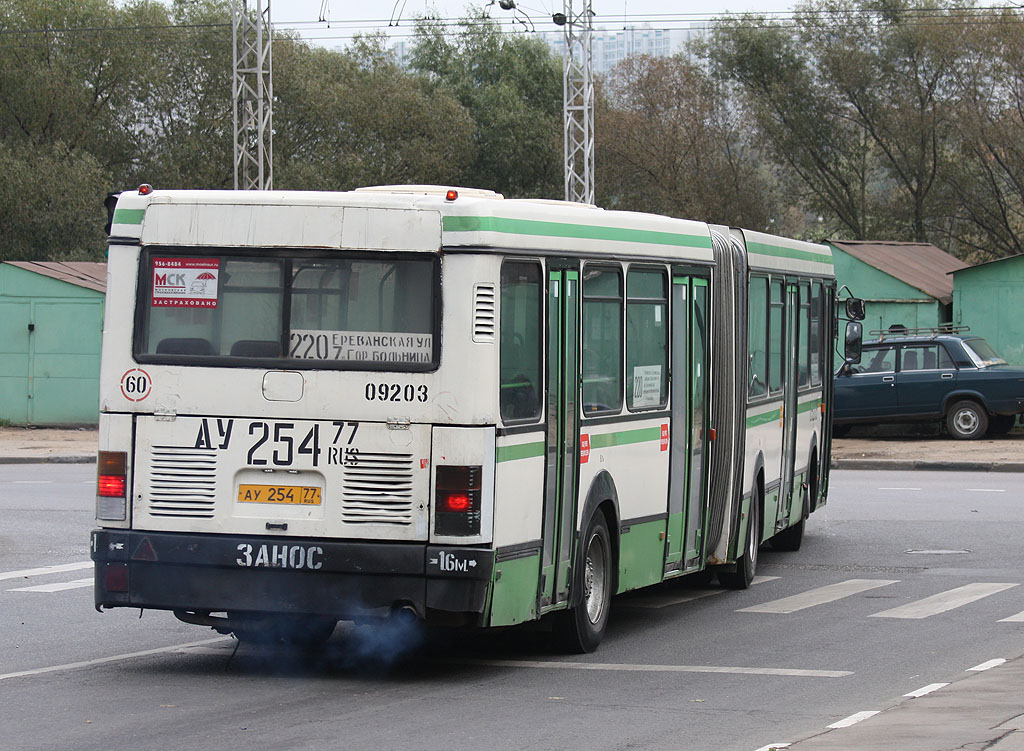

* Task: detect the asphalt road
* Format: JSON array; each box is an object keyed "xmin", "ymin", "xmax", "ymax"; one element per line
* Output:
[{"xmin": 1, "ymin": 465, "xmax": 1022, "ymax": 751}]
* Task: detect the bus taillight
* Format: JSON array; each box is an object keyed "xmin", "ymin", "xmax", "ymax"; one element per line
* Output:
[
  {"xmin": 97, "ymin": 451, "xmax": 127, "ymax": 521},
  {"xmin": 435, "ymin": 465, "xmax": 481, "ymax": 535}
]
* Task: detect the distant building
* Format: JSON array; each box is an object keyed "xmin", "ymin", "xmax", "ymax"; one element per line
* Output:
[{"xmin": 542, "ymin": 23, "xmax": 707, "ymax": 73}]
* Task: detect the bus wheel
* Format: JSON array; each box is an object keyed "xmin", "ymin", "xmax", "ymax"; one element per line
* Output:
[
  {"xmin": 555, "ymin": 513, "xmax": 612, "ymax": 654},
  {"xmin": 230, "ymin": 614, "xmax": 337, "ymax": 649},
  {"xmin": 720, "ymin": 488, "xmax": 759, "ymax": 590},
  {"xmin": 771, "ymin": 484, "xmax": 807, "ymax": 552}
]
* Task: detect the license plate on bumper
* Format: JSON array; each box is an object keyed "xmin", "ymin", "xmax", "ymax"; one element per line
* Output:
[{"xmin": 237, "ymin": 484, "xmax": 322, "ymax": 505}]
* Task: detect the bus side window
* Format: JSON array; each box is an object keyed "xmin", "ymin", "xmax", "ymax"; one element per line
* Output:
[
  {"xmin": 769, "ymin": 279, "xmax": 784, "ymax": 393},
  {"xmin": 748, "ymin": 276, "xmax": 768, "ymax": 398},
  {"xmin": 810, "ymin": 281, "xmax": 823, "ymax": 387},
  {"xmin": 798, "ymin": 282, "xmax": 810, "ymax": 387},
  {"xmin": 499, "ymin": 261, "xmax": 543, "ymax": 422},
  {"xmin": 582, "ymin": 265, "xmax": 624, "ymax": 414},
  {"xmin": 625, "ymin": 267, "xmax": 668, "ymax": 410}
]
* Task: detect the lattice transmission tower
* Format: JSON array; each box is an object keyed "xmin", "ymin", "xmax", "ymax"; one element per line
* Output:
[
  {"xmin": 232, "ymin": 0, "xmax": 273, "ymax": 190},
  {"xmin": 561, "ymin": 0, "xmax": 594, "ymax": 204}
]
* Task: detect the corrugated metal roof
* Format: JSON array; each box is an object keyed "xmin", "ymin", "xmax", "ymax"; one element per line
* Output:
[
  {"xmin": 829, "ymin": 240, "xmax": 966, "ymax": 304},
  {"xmin": 3, "ymin": 261, "xmax": 107, "ymax": 293},
  {"xmin": 949, "ymin": 252, "xmax": 1024, "ymax": 274}
]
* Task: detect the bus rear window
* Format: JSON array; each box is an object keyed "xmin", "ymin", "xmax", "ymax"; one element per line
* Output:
[{"xmin": 135, "ymin": 249, "xmax": 439, "ymax": 370}]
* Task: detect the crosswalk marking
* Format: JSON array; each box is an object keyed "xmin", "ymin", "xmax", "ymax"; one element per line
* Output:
[
  {"xmin": 621, "ymin": 576, "xmax": 778, "ymax": 609},
  {"xmin": 827, "ymin": 711, "xmax": 879, "ymax": 729},
  {"xmin": 904, "ymin": 683, "xmax": 948, "ymax": 698},
  {"xmin": 738, "ymin": 579, "xmax": 899, "ymax": 614},
  {"xmin": 967, "ymin": 658, "xmax": 1006, "ymax": 672},
  {"xmin": 8, "ymin": 577, "xmax": 93, "ymax": 593},
  {"xmin": 998, "ymin": 610, "xmax": 1024, "ymax": 622},
  {"xmin": 0, "ymin": 561, "xmax": 92, "ymax": 582},
  {"xmin": 869, "ymin": 583, "xmax": 1019, "ymax": 619}
]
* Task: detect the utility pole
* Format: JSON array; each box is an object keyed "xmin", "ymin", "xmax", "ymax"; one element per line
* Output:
[
  {"xmin": 232, "ymin": 0, "xmax": 273, "ymax": 190},
  {"xmin": 560, "ymin": 0, "xmax": 594, "ymax": 204}
]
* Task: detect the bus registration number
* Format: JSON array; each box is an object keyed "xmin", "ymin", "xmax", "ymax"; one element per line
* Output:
[{"xmin": 238, "ymin": 485, "xmax": 322, "ymax": 505}]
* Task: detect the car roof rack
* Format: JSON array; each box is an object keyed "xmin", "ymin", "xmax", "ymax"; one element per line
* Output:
[{"xmin": 868, "ymin": 325, "xmax": 971, "ymax": 339}]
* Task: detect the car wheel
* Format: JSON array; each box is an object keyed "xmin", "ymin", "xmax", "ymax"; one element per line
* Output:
[{"xmin": 946, "ymin": 400, "xmax": 988, "ymax": 440}]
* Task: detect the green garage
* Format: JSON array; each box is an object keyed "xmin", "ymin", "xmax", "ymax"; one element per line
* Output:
[
  {"xmin": 951, "ymin": 254, "xmax": 1024, "ymax": 366},
  {"xmin": 828, "ymin": 240, "xmax": 966, "ymax": 335},
  {"xmin": 0, "ymin": 262, "xmax": 106, "ymax": 425}
]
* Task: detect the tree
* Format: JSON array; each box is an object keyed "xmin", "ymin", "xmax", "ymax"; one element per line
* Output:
[
  {"xmin": 409, "ymin": 12, "xmax": 563, "ymax": 198},
  {"xmin": 596, "ymin": 53, "xmax": 780, "ymax": 231},
  {"xmin": 272, "ymin": 34, "xmax": 475, "ymax": 191},
  {"xmin": 708, "ymin": 0, "xmax": 969, "ymax": 242}
]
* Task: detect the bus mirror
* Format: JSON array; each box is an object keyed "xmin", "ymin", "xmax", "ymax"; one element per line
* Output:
[
  {"xmin": 845, "ymin": 297, "xmax": 866, "ymax": 321},
  {"xmin": 844, "ymin": 321, "xmax": 863, "ymax": 364}
]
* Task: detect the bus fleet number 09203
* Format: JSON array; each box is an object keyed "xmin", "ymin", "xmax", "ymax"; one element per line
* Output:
[{"xmin": 365, "ymin": 383, "xmax": 428, "ymax": 402}]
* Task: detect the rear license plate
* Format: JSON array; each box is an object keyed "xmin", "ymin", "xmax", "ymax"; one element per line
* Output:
[{"xmin": 238, "ymin": 484, "xmax": 322, "ymax": 505}]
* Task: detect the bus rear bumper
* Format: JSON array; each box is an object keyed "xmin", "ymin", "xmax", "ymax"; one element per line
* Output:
[{"xmin": 90, "ymin": 529, "xmax": 494, "ymax": 623}]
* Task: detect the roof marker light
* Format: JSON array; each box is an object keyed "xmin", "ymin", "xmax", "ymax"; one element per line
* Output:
[
  {"xmin": 138, "ymin": 184, "xmax": 153, "ymax": 195},
  {"xmin": 445, "ymin": 189, "xmax": 458, "ymax": 202}
]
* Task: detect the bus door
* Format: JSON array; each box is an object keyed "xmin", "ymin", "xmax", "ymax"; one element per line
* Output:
[
  {"xmin": 666, "ymin": 275, "xmax": 710, "ymax": 574},
  {"xmin": 540, "ymin": 266, "xmax": 580, "ymax": 611},
  {"xmin": 777, "ymin": 281, "xmax": 800, "ymax": 529}
]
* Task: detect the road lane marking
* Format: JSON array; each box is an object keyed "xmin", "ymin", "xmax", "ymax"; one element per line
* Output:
[
  {"xmin": 13, "ymin": 481, "xmax": 52, "ymax": 484},
  {"xmin": 620, "ymin": 576, "xmax": 777, "ymax": 609},
  {"xmin": 904, "ymin": 683, "xmax": 948, "ymax": 698},
  {"xmin": 869, "ymin": 583, "xmax": 1018, "ymax": 619},
  {"xmin": 0, "ymin": 562, "xmax": 92, "ymax": 582},
  {"xmin": 827, "ymin": 711, "xmax": 879, "ymax": 729},
  {"xmin": 457, "ymin": 659, "xmax": 851, "ymax": 677},
  {"xmin": 738, "ymin": 579, "xmax": 898, "ymax": 614},
  {"xmin": 0, "ymin": 638, "xmax": 231, "ymax": 681},
  {"xmin": 878, "ymin": 487, "xmax": 920, "ymax": 491},
  {"xmin": 965, "ymin": 489, "xmax": 1006, "ymax": 493},
  {"xmin": 8, "ymin": 577, "xmax": 92, "ymax": 593},
  {"xmin": 998, "ymin": 610, "xmax": 1024, "ymax": 622},
  {"xmin": 753, "ymin": 744, "xmax": 791, "ymax": 750},
  {"xmin": 967, "ymin": 658, "xmax": 1006, "ymax": 672}
]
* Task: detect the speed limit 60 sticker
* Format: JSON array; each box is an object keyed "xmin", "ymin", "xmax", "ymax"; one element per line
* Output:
[{"xmin": 120, "ymin": 368, "xmax": 152, "ymax": 402}]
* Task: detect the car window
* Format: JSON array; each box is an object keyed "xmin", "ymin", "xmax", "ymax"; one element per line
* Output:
[
  {"xmin": 901, "ymin": 344, "xmax": 953, "ymax": 371},
  {"xmin": 856, "ymin": 346, "xmax": 896, "ymax": 374},
  {"xmin": 961, "ymin": 338, "xmax": 1007, "ymax": 367}
]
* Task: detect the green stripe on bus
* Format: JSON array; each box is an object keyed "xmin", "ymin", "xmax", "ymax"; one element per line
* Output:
[
  {"xmin": 589, "ymin": 426, "xmax": 661, "ymax": 449},
  {"xmin": 496, "ymin": 441, "xmax": 545, "ymax": 463},
  {"xmin": 798, "ymin": 399, "xmax": 822, "ymax": 414},
  {"xmin": 112, "ymin": 208, "xmax": 145, "ymax": 225},
  {"xmin": 746, "ymin": 408, "xmax": 781, "ymax": 429},
  {"xmin": 443, "ymin": 215, "xmax": 713, "ymax": 250},
  {"xmin": 746, "ymin": 241, "xmax": 831, "ymax": 265}
]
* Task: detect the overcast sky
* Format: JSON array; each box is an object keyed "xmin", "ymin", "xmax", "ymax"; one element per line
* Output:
[{"xmin": 271, "ymin": 0, "xmax": 797, "ymax": 47}]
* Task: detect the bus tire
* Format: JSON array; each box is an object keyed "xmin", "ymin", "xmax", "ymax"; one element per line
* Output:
[
  {"xmin": 771, "ymin": 483, "xmax": 808, "ymax": 552},
  {"xmin": 719, "ymin": 487, "xmax": 759, "ymax": 590},
  {"xmin": 554, "ymin": 512, "xmax": 613, "ymax": 654}
]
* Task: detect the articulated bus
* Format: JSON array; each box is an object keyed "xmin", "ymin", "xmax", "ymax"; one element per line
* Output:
[{"xmin": 91, "ymin": 185, "xmax": 859, "ymax": 652}]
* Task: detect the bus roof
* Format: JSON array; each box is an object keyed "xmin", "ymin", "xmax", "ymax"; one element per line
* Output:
[{"xmin": 108, "ymin": 186, "xmax": 831, "ymax": 272}]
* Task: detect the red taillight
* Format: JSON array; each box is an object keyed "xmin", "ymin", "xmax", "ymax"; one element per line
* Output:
[
  {"xmin": 97, "ymin": 451, "xmax": 127, "ymax": 498},
  {"xmin": 98, "ymin": 475, "xmax": 126, "ymax": 497},
  {"xmin": 441, "ymin": 493, "xmax": 471, "ymax": 512},
  {"xmin": 435, "ymin": 465, "xmax": 482, "ymax": 536}
]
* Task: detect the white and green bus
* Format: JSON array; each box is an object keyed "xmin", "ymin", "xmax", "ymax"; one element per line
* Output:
[{"xmin": 91, "ymin": 185, "xmax": 860, "ymax": 652}]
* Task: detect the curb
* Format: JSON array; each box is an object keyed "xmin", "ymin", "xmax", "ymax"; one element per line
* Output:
[
  {"xmin": 832, "ymin": 459, "xmax": 1024, "ymax": 472},
  {"xmin": 0, "ymin": 455, "xmax": 96, "ymax": 465}
]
